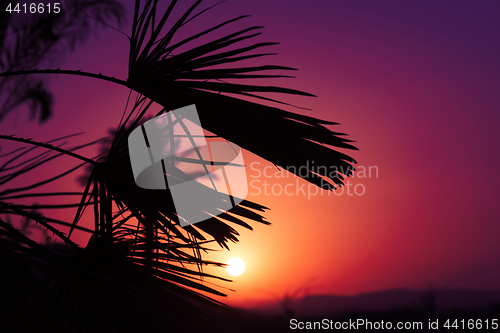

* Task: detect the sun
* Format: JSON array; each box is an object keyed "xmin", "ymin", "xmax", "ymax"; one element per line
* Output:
[{"xmin": 226, "ymin": 257, "xmax": 245, "ymax": 276}]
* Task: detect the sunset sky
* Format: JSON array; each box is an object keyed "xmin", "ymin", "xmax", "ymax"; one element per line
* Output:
[{"xmin": 1, "ymin": 0, "xmax": 499, "ymax": 308}]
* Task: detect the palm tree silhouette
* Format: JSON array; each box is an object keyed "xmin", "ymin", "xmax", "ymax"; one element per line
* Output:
[{"xmin": 0, "ymin": 1, "xmax": 357, "ymax": 332}]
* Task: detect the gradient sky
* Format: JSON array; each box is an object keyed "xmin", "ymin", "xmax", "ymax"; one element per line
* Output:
[{"xmin": 1, "ymin": 0, "xmax": 499, "ymax": 308}]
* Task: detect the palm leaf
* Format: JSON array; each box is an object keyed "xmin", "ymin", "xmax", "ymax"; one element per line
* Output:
[
  {"xmin": 0, "ymin": 1, "xmax": 360, "ymax": 331},
  {"xmin": 127, "ymin": 0, "xmax": 357, "ymax": 191}
]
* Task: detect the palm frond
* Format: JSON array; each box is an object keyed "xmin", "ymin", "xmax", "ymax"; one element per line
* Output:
[
  {"xmin": 127, "ymin": 0, "xmax": 357, "ymax": 191},
  {"xmin": 0, "ymin": 1, "xmax": 360, "ymax": 331}
]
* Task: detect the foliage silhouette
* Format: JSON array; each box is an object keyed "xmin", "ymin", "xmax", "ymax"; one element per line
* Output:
[
  {"xmin": 0, "ymin": 0, "xmax": 125, "ymax": 123},
  {"xmin": 0, "ymin": 0, "xmax": 358, "ymax": 331}
]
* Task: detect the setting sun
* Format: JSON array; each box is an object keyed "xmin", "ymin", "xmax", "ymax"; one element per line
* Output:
[{"xmin": 226, "ymin": 257, "xmax": 245, "ymax": 276}]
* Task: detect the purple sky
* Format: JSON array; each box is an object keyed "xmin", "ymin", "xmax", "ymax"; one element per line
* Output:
[{"xmin": 1, "ymin": 0, "xmax": 499, "ymax": 306}]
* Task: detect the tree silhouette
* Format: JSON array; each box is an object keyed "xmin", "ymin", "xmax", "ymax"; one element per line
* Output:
[{"xmin": 0, "ymin": 1, "xmax": 357, "ymax": 332}]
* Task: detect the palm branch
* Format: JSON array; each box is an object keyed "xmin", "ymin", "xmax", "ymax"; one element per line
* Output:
[{"xmin": 0, "ymin": 0, "xmax": 358, "ymax": 331}]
